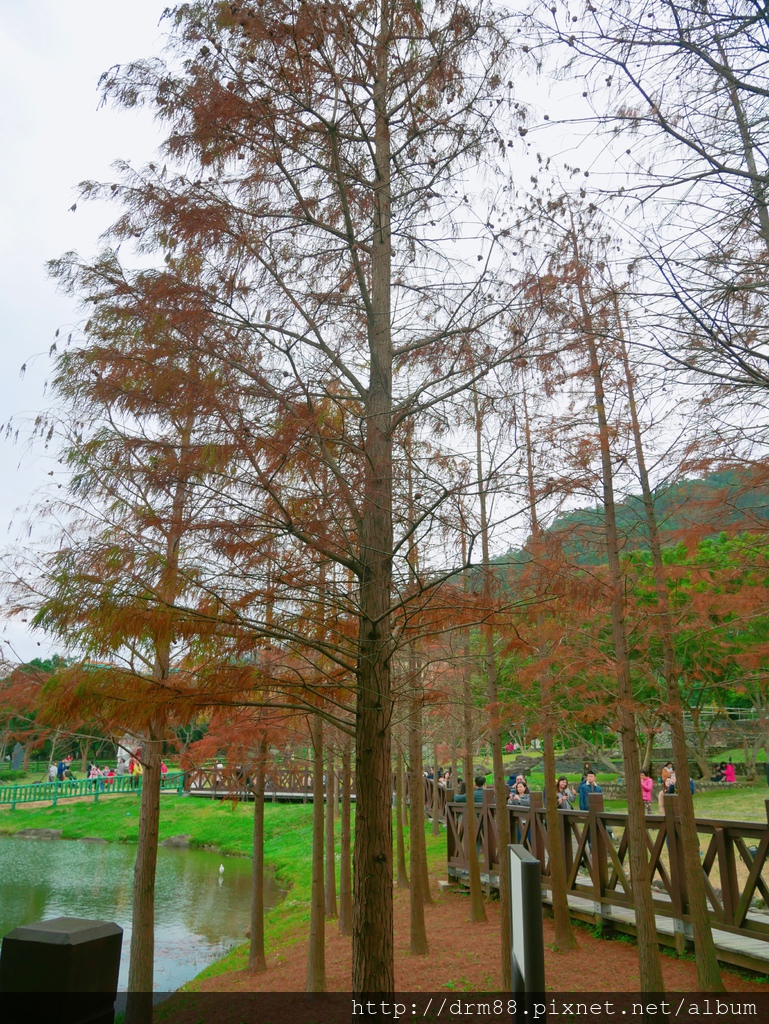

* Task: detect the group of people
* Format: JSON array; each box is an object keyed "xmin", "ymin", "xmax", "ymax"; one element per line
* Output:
[
  {"xmin": 48, "ymin": 757, "xmax": 76, "ymax": 783},
  {"xmin": 640, "ymin": 762, "xmax": 699, "ymax": 814},
  {"xmin": 46, "ymin": 753, "xmax": 170, "ymax": 787},
  {"xmin": 47, "ymin": 758, "xmax": 121, "ymax": 787},
  {"xmin": 504, "ymin": 762, "xmax": 603, "ymax": 812},
  {"xmin": 433, "ymin": 757, "xmax": 720, "ymax": 816},
  {"xmin": 710, "ymin": 761, "xmax": 737, "ymax": 784}
]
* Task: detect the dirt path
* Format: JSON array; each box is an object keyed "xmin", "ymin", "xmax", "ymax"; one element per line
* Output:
[{"xmin": 189, "ymin": 877, "xmax": 769, "ymax": 995}]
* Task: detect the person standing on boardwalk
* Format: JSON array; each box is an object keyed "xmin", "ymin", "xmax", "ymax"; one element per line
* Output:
[
  {"xmin": 641, "ymin": 769, "xmax": 654, "ymax": 814},
  {"xmin": 578, "ymin": 771, "xmax": 602, "ymax": 810},
  {"xmin": 555, "ymin": 776, "xmax": 576, "ymax": 810},
  {"xmin": 455, "ymin": 774, "xmax": 486, "ymax": 803}
]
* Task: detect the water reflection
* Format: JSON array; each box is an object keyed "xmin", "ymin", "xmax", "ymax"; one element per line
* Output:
[{"xmin": 0, "ymin": 835, "xmax": 281, "ymax": 991}]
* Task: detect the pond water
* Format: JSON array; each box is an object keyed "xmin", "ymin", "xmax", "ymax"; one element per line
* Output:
[{"xmin": 0, "ymin": 834, "xmax": 282, "ymax": 991}]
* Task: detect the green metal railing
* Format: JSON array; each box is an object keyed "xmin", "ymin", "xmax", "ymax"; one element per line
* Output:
[{"xmin": 0, "ymin": 772, "xmax": 185, "ymax": 809}]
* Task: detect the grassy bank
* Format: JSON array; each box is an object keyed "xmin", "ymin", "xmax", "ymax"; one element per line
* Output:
[{"xmin": 184, "ymin": 818, "xmax": 449, "ymax": 990}]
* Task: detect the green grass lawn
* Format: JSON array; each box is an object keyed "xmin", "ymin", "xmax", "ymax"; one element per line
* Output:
[
  {"xmin": 602, "ymin": 781, "xmax": 769, "ymax": 820},
  {"xmin": 0, "ymin": 793, "xmax": 316, "ymax": 857}
]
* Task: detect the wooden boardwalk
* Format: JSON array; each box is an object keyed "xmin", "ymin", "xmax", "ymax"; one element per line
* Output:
[
  {"xmin": 449, "ymin": 863, "xmax": 769, "ymax": 974},
  {"xmin": 184, "ymin": 765, "xmax": 356, "ymax": 802},
  {"xmin": 443, "ymin": 787, "xmax": 769, "ymax": 975}
]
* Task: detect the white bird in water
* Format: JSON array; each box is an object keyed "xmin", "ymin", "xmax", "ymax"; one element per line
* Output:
[{"xmin": 219, "ymin": 864, "xmax": 225, "ymax": 874}]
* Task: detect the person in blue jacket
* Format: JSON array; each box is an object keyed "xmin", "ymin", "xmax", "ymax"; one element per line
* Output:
[{"xmin": 578, "ymin": 771, "xmax": 602, "ymax": 810}]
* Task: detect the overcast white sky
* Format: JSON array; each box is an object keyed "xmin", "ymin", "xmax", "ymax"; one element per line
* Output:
[{"xmin": 0, "ymin": 2, "xmax": 169, "ymax": 661}]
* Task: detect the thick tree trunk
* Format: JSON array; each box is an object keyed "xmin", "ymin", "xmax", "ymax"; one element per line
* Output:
[
  {"xmin": 474, "ymin": 389, "xmax": 511, "ymax": 987},
  {"xmin": 461, "ymin": 529, "xmax": 486, "ymax": 923},
  {"xmin": 80, "ymin": 739, "xmax": 90, "ymax": 774},
  {"xmin": 543, "ymin": 726, "xmax": 577, "ymax": 949},
  {"xmin": 351, "ymin": 0, "xmax": 394, "ymax": 992},
  {"xmin": 462, "ymin": 729, "xmax": 486, "ymax": 923},
  {"xmin": 325, "ymin": 744, "xmax": 338, "ymax": 919},
  {"xmin": 522, "ymin": 388, "xmax": 575, "ymax": 948},
  {"xmin": 338, "ymin": 738, "xmax": 353, "ymax": 936},
  {"xmin": 306, "ymin": 715, "xmax": 326, "ymax": 992},
  {"xmin": 403, "ymin": 772, "xmax": 410, "ymax": 831},
  {"xmin": 575, "ymin": 256, "xmax": 665, "ymax": 993},
  {"xmin": 249, "ymin": 741, "xmax": 267, "ymax": 972},
  {"xmin": 333, "ymin": 749, "xmax": 339, "ymax": 821},
  {"xmin": 617, "ymin": 318, "xmax": 723, "ymax": 991},
  {"xmin": 124, "ymin": 720, "xmax": 163, "ymax": 1024},
  {"xmin": 395, "ymin": 745, "xmax": 410, "ymax": 889}
]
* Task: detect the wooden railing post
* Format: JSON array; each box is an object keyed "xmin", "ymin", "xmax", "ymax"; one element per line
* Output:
[
  {"xmin": 559, "ymin": 809, "xmax": 573, "ymax": 882},
  {"xmin": 587, "ymin": 793, "xmax": 609, "ymax": 928},
  {"xmin": 446, "ymin": 802, "xmax": 457, "ymax": 864},
  {"xmin": 482, "ymin": 787, "xmax": 495, "ymax": 874},
  {"xmin": 529, "ymin": 791, "xmax": 544, "ymax": 865},
  {"xmin": 663, "ymin": 793, "xmax": 692, "ymax": 953},
  {"xmin": 444, "ymin": 787, "xmax": 453, "ymax": 824},
  {"xmin": 714, "ymin": 823, "xmax": 739, "ymax": 927}
]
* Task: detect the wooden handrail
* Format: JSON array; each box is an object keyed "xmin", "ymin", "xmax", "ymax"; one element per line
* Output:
[{"xmin": 446, "ymin": 793, "xmax": 769, "ymax": 954}]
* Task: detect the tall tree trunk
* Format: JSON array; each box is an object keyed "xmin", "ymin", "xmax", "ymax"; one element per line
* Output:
[
  {"xmin": 542, "ymin": 726, "xmax": 577, "ymax": 949},
  {"xmin": 352, "ymin": 0, "xmax": 394, "ymax": 990},
  {"xmin": 126, "ymin": 421, "xmax": 192, "ymax": 1022},
  {"xmin": 333, "ymin": 749, "xmax": 339, "ymax": 821},
  {"xmin": 325, "ymin": 743, "xmax": 338, "ymax": 919},
  {"xmin": 617, "ymin": 314, "xmax": 723, "ymax": 990},
  {"xmin": 641, "ymin": 728, "xmax": 656, "ymax": 774},
  {"xmin": 306, "ymin": 715, "xmax": 326, "ymax": 992},
  {"xmin": 473, "ymin": 388, "xmax": 512, "ymax": 987},
  {"xmin": 432, "ymin": 742, "xmax": 441, "ymax": 836},
  {"xmin": 408, "ymin": 687, "xmax": 429, "ymax": 953},
  {"xmin": 574, "ymin": 247, "xmax": 665, "ymax": 993},
  {"xmin": 249, "ymin": 740, "xmax": 267, "ymax": 972},
  {"xmin": 80, "ymin": 739, "xmax": 90, "ymax": 773},
  {"xmin": 395, "ymin": 744, "xmax": 410, "ymax": 889},
  {"xmin": 461, "ymin": 525, "xmax": 486, "ymax": 923},
  {"xmin": 338, "ymin": 737, "xmax": 353, "ymax": 936},
  {"xmin": 522, "ymin": 388, "xmax": 576, "ymax": 949},
  {"xmin": 402, "ymin": 751, "xmax": 410, "ymax": 828},
  {"xmin": 124, "ymin": 717, "xmax": 163, "ymax": 1024}
]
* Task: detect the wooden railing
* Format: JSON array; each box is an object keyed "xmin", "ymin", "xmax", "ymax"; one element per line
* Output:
[
  {"xmin": 184, "ymin": 764, "xmax": 356, "ymax": 800},
  {"xmin": 422, "ymin": 776, "xmax": 454, "ymax": 822},
  {"xmin": 0, "ymin": 772, "xmax": 185, "ymax": 809},
  {"xmin": 402, "ymin": 774, "xmax": 454, "ymax": 822},
  {"xmin": 446, "ymin": 791, "xmax": 769, "ymax": 966}
]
